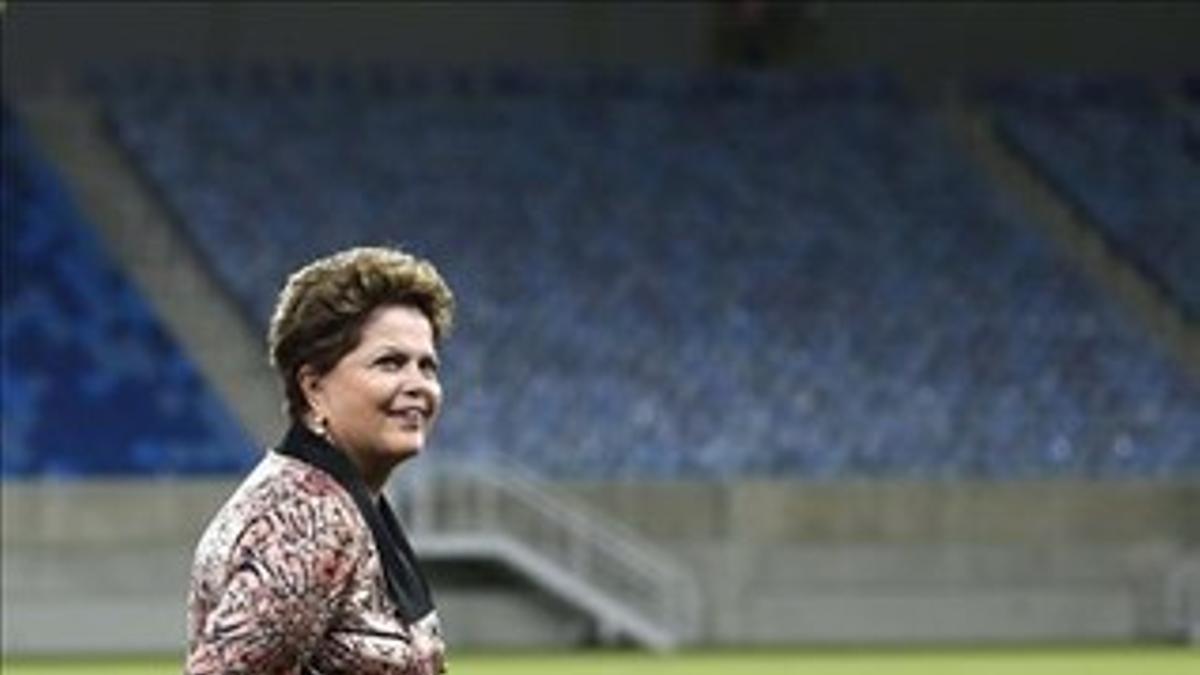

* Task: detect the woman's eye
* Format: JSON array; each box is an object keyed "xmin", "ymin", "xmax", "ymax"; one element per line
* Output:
[
  {"xmin": 373, "ymin": 354, "xmax": 438, "ymax": 375},
  {"xmin": 376, "ymin": 355, "xmax": 405, "ymax": 370}
]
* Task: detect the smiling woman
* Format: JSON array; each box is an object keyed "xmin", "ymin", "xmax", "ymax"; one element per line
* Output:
[
  {"xmin": 298, "ymin": 304, "xmax": 443, "ymax": 494},
  {"xmin": 185, "ymin": 246, "xmax": 455, "ymax": 675}
]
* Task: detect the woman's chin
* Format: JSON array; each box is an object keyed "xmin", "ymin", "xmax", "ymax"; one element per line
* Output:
[{"xmin": 384, "ymin": 435, "xmax": 425, "ymax": 461}]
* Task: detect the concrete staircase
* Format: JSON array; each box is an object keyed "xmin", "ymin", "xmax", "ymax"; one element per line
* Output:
[{"xmin": 392, "ymin": 459, "xmax": 701, "ymax": 650}]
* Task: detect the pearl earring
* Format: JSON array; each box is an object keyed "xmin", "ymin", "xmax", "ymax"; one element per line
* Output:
[{"xmin": 313, "ymin": 413, "xmax": 330, "ymax": 438}]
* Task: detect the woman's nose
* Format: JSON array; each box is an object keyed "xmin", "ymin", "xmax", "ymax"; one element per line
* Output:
[{"xmin": 400, "ymin": 363, "xmax": 438, "ymax": 395}]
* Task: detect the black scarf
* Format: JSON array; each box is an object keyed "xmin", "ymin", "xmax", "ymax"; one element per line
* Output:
[{"xmin": 274, "ymin": 423, "xmax": 435, "ymax": 623}]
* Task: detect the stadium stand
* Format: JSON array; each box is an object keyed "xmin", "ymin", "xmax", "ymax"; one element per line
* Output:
[
  {"xmin": 981, "ymin": 74, "xmax": 1200, "ymax": 319},
  {"xmin": 53, "ymin": 65, "xmax": 1200, "ymax": 479},
  {"xmin": 1, "ymin": 106, "xmax": 257, "ymax": 477}
]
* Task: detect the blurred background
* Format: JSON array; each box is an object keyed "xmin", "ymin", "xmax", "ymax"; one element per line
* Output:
[{"xmin": 2, "ymin": 0, "xmax": 1199, "ymax": 663}]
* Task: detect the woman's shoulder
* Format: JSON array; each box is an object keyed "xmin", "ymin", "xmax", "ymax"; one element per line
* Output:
[
  {"xmin": 195, "ymin": 453, "xmax": 368, "ymax": 564},
  {"xmin": 254, "ymin": 451, "xmax": 356, "ymax": 502},
  {"xmin": 233, "ymin": 452, "xmax": 356, "ymax": 510}
]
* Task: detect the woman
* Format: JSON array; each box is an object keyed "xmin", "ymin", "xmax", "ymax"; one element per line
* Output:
[{"xmin": 187, "ymin": 246, "xmax": 453, "ymax": 674}]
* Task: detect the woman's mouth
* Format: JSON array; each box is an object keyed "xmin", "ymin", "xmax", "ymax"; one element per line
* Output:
[{"xmin": 390, "ymin": 407, "xmax": 426, "ymax": 429}]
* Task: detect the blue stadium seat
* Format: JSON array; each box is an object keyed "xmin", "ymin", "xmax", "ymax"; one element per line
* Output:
[{"xmin": 1, "ymin": 107, "xmax": 257, "ymax": 478}]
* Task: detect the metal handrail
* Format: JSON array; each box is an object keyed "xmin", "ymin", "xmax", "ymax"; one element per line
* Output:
[
  {"xmin": 460, "ymin": 460, "xmax": 688, "ymax": 580},
  {"xmin": 392, "ymin": 457, "xmax": 699, "ymax": 646}
]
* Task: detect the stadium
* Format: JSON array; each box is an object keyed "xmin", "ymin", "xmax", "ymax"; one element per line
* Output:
[{"xmin": 2, "ymin": 2, "xmax": 1198, "ymax": 673}]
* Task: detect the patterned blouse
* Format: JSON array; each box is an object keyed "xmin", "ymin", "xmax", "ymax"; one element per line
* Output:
[{"xmin": 187, "ymin": 424, "xmax": 446, "ymax": 674}]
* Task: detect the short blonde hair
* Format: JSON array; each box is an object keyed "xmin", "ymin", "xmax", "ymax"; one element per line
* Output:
[{"xmin": 268, "ymin": 246, "xmax": 455, "ymax": 421}]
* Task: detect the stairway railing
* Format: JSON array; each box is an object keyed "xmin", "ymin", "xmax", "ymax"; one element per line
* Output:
[{"xmin": 391, "ymin": 459, "xmax": 700, "ymax": 650}]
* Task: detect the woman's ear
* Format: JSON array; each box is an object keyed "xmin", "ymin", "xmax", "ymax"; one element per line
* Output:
[{"xmin": 298, "ymin": 364, "xmax": 324, "ymax": 413}]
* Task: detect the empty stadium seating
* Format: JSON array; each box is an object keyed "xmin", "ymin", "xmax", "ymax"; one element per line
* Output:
[
  {"xmin": 19, "ymin": 66, "xmax": 1199, "ymax": 479},
  {"xmin": 1, "ymin": 107, "xmax": 257, "ymax": 477}
]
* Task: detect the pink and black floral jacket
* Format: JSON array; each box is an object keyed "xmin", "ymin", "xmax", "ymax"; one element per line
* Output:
[{"xmin": 187, "ymin": 425, "xmax": 446, "ymax": 674}]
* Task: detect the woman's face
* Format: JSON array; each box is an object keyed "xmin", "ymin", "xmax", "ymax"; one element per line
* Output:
[{"xmin": 301, "ymin": 304, "xmax": 442, "ymax": 489}]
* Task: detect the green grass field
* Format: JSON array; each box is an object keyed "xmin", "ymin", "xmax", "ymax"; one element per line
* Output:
[{"xmin": 3, "ymin": 647, "xmax": 1198, "ymax": 675}]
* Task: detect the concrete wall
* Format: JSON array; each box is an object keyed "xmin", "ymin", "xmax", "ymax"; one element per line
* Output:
[
  {"xmin": 2, "ymin": 480, "xmax": 230, "ymax": 654},
  {"xmin": 4, "ymin": 478, "xmax": 1196, "ymax": 653},
  {"xmin": 559, "ymin": 480, "xmax": 1199, "ymax": 644},
  {"xmin": 559, "ymin": 480, "xmax": 1200, "ymax": 545}
]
